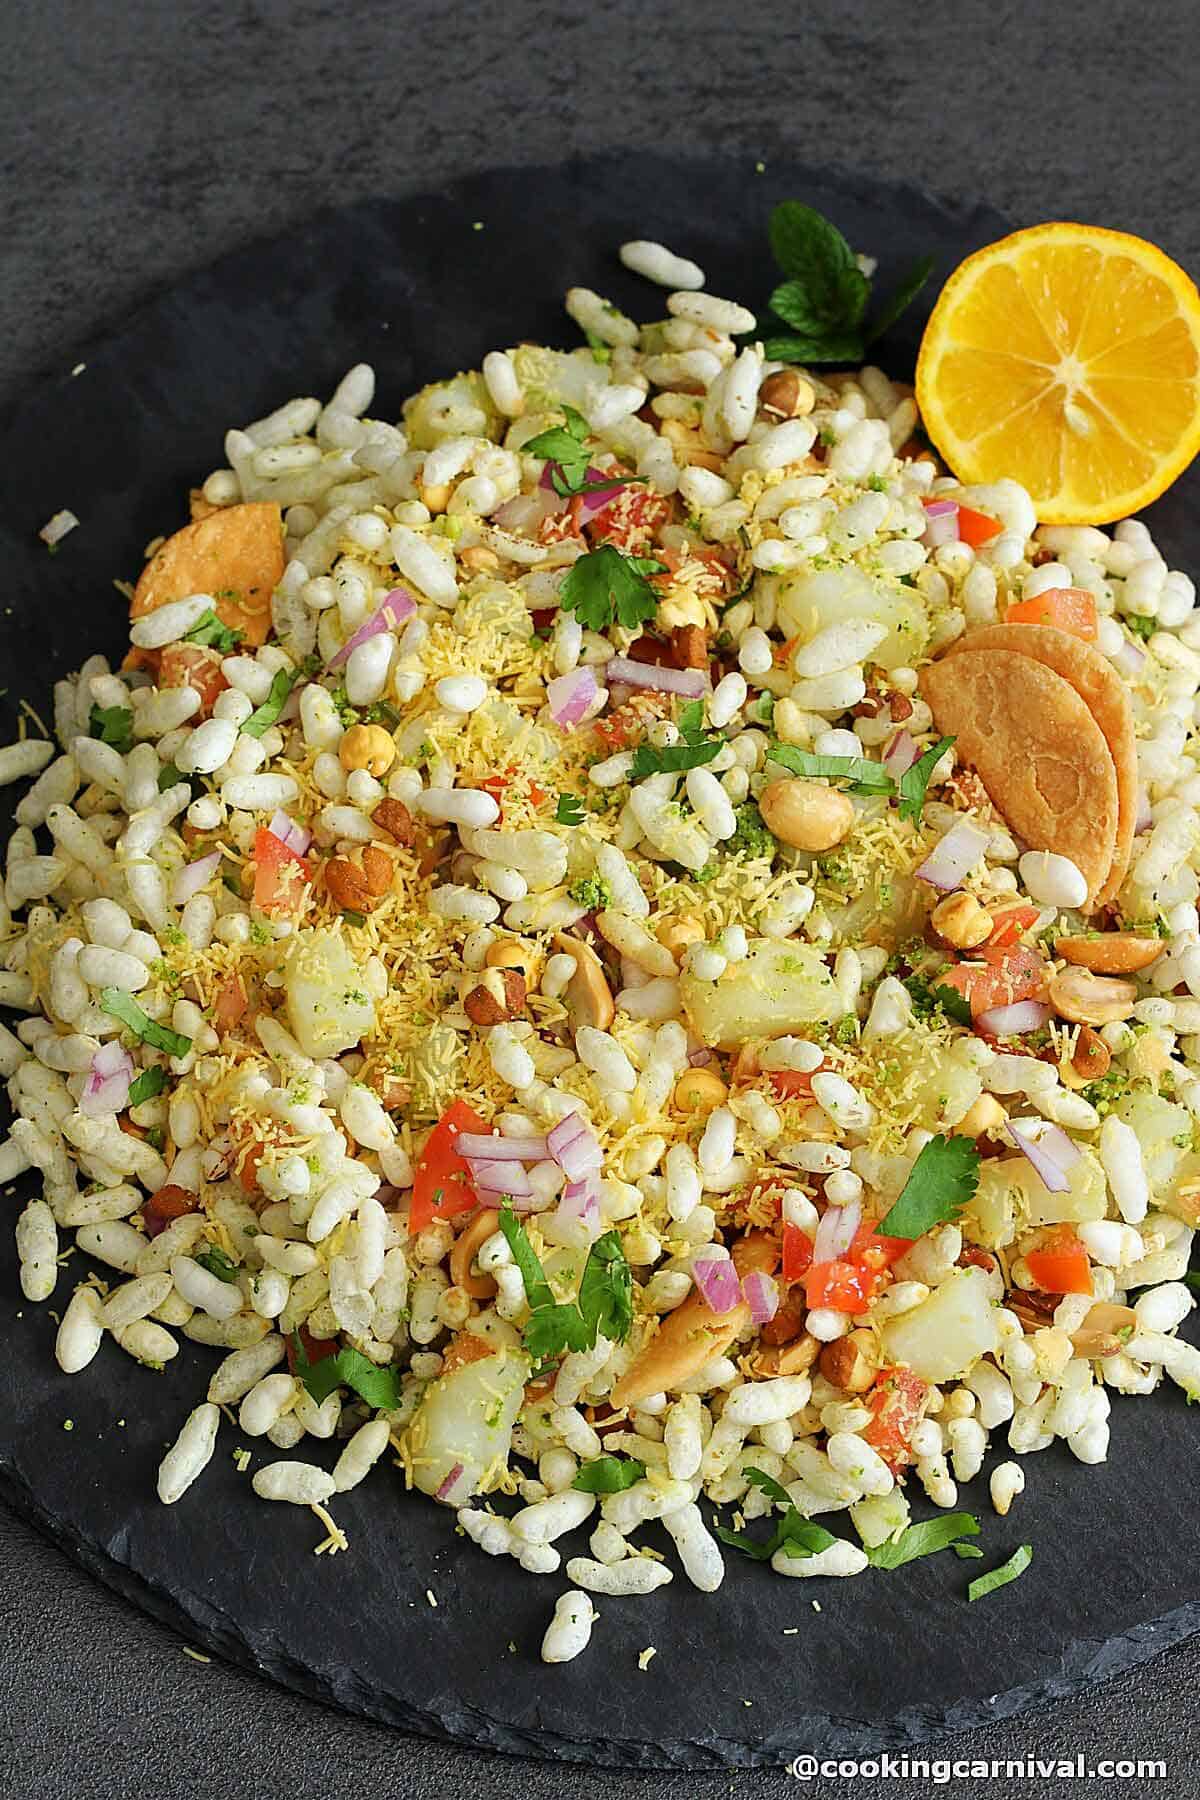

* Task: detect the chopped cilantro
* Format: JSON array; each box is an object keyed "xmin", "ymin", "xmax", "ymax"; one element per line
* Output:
[
  {"xmin": 769, "ymin": 741, "xmax": 894, "ymax": 795},
  {"xmin": 126, "ymin": 1066, "xmax": 168, "ymax": 1106},
  {"xmin": 522, "ymin": 403, "xmax": 642, "ymax": 500},
  {"xmin": 876, "ymin": 1133, "xmax": 981, "ymax": 1240},
  {"xmin": 559, "ymin": 545, "xmax": 665, "ymax": 634},
  {"xmin": 183, "ymin": 610, "xmax": 243, "ymax": 653},
  {"xmin": 714, "ymin": 1468, "xmax": 839, "ymax": 1562},
  {"xmin": 498, "ymin": 1203, "xmax": 632, "ymax": 1365},
  {"xmin": 967, "ymin": 1543, "xmax": 1033, "ymax": 1602},
  {"xmin": 89, "ymin": 703, "xmax": 134, "ymax": 754},
  {"xmin": 904, "ymin": 973, "xmax": 973, "ymax": 1027},
  {"xmin": 195, "ymin": 1246, "xmax": 239, "ymax": 1283},
  {"xmin": 555, "ymin": 792, "xmax": 586, "ymax": 827},
  {"xmin": 896, "ymin": 735, "xmax": 955, "ymax": 825},
  {"xmin": 1125, "ymin": 614, "xmax": 1156, "ymax": 641},
  {"xmin": 145, "ymin": 1126, "xmax": 165, "ymax": 1153},
  {"xmin": 568, "ymin": 875, "xmax": 613, "ymax": 911},
  {"xmin": 99, "ymin": 988, "xmax": 192, "ymax": 1057},
  {"xmin": 866, "ymin": 1513, "xmax": 979, "ymax": 1569},
  {"xmin": 572, "ymin": 1455, "xmax": 646, "ymax": 1493},
  {"xmin": 629, "ymin": 737, "xmax": 722, "ymax": 779},
  {"xmin": 291, "ymin": 1335, "xmax": 402, "ymax": 1410},
  {"xmin": 242, "ymin": 666, "xmax": 299, "ymax": 738}
]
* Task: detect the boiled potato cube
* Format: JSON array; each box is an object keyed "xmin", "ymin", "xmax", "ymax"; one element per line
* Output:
[
  {"xmin": 879, "ymin": 1266, "xmax": 999, "ymax": 1383},
  {"xmin": 283, "ymin": 929, "xmax": 377, "ymax": 1059},
  {"xmin": 681, "ymin": 938, "xmax": 840, "ymax": 1049}
]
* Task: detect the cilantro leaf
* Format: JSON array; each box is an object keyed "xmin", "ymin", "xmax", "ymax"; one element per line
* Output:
[
  {"xmin": 896, "ymin": 735, "xmax": 954, "ymax": 824},
  {"xmin": 876, "ymin": 1133, "xmax": 981, "ymax": 1240},
  {"xmin": 768, "ymin": 741, "xmax": 895, "ymax": 795},
  {"xmin": 572, "ymin": 1455, "xmax": 645, "ymax": 1493},
  {"xmin": 89, "ymin": 704, "xmax": 134, "ymax": 754},
  {"xmin": 242, "ymin": 666, "xmax": 299, "ymax": 739},
  {"xmin": 967, "ymin": 1543, "xmax": 1033, "ymax": 1602},
  {"xmin": 715, "ymin": 1469, "xmax": 840, "ymax": 1563},
  {"xmin": 903, "ymin": 973, "xmax": 973, "ymax": 1027},
  {"xmin": 578, "ymin": 1229, "xmax": 633, "ymax": 1344},
  {"xmin": 99, "ymin": 988, "xmax": 192, "ymax": 1057},
  {"xmin": 524, "ymin": 1302, "xmax": 592, "ymax": 1362},
  {"xmin": 195, "ymin": 1246, "xmax": 239, "ymax": 1283},
  {"xmin": 677, "ymin": 698, "xmax": 706, "ymax": 742},
  {"xmin": 183, "ymin": 609, "xmax": 244, "ymax": 653},
  {"xmin": 127, "ymin": 1065, "xmax": 168, "ymax": 1106},
  {"xmin": 629, "ymin": 738, "xmax": 722, "ymax": 779},
  {"xmin": 865, "ymin": 255, "xmax": 935, "ymax": 345},
  {"xmin": 767, "ymin": 202, "xmax": 869, "ymax": 330},
  {"xmin": 866, "ymin": 1513, "xmax": 980, "ymax": 1569},
  {"xmin": 157, "ymin": 762, "xmax": 188, "ymax": 793},
  {"xmin": 953, "ymin": 1543, "xmax": 985, "ymax": 1559},
  {"xmin": 555, "ymin": 792, "xmax": 585, "ymax": 827},
  {"xmin": 560, "ymin": 546, "xmax": 664, "ymax": 634},
  {"xmin": 292, "ymin": 1336, "xmax": 402, "ymax": 1410},
  {"xmin": 497, "ymin": 1203, "xmax": 555, "ymax": 1313}
]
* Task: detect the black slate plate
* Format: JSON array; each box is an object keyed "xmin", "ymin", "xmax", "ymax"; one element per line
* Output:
[{"xmin": 1, "ymin": 153, "xmax": 1198, "ymax": 1770}]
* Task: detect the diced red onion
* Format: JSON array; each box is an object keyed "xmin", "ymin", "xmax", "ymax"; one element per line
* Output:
[
  {"xmin": 557, "ymin": 1179, "xmax": 601, "ymax": 1231},
  {"xmin": 882, "ymin": 728, "xmax": 920, "ymax": 778},
  {"xmin": 81, "ymin": 1044, "xmax": 135, "ymax": 1117},
  {"xmin": 605, "ymin": 656, "xmax": 708, "ymax": 697},
  {"xmin": 742, "ymin": 1270, "xmax": 779, "ymax": 1326},
  {"xmin": 687, "ymin": 1047, "xmax": 714, "ymax": 1068},
  {"xmin": 812, "ymin": 1195, "xmax": 862, "ymax": 1264},
  {"xmin": 434, "ymin": 1462, "xmax": 465, "ymax": 1503},
  {"xmin": 456, "ymin": 1132, "xmax": 549, "ymax": 1163},
  {"xmin": 547, "ymin": 1113, "xmax": 603, "ymax": 1180},
  {"xmin": 1135, "ymin": 786, "xmax": 1153, "ymax": 835},
  {"xmin": 1005, "ymin": 1120, "xmax": 1079, "ymax": 1194},
  {"xmin": 1112, "ymin": 637, "xmax": 1147, "ymax": 678},
  {"xmin": 921, "ymin": 498, "xmax": 960, "ymax": 548},
  {"xmin": 692, "ymin": 1255, "xmax": 742, "ymax": 1315},
  {"xmin": 465, "ymin": 1157, "xmax": 532, "ymax": 1198},
  {"xmin": 170, "ymin": 849, "xmax": 221, "ymax": 906},
  {"xmin": 326, "ymin": 587, "xmax": 417, "ymax": 671},
  {"xmin": 916, "ymin": 818, "xmax": 990, "ymax": 891},
  {"xmin": 547, "ymin": 666, "xmax": 599, "ymax": 728},
  {"xmin": 267, "ymin": 810, "xmax": 312, "ymax": 857},
  {"xmin": 975, "ymin": 999, "xmax": 1052, "ymax": 1036}
]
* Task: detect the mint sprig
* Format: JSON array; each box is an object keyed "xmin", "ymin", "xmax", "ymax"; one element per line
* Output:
[{"xmin": 758, "ymin": 201, "xmax": 934, "ymax": 366}]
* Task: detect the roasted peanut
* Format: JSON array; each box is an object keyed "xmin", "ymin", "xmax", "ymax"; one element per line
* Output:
[
  {"xmin": 449, "ymin": 1208, "xmax": 501, "ymax": 1300},
  {"xmin": 819, "ymin": 1328, "xmax": 878, "ymax": 1394},
  {"xmin": 1055, "ymin": 934, "xmax": 1163, "ymax": 976},
  {"xmin": 366, "ymin": 1066, "xmax": 412, "ymax": 1112},
  {"xmin": 339, "ymin": 723, "xmax": 396, "ymax": 777},
  {"xmin": 463, "ymin": 967, "xmax": 526, "ymax": 1026},
  {"xmin": 749, "ymin": 1333, "xmax": 821, "ymax": 1378},
  {"xmin": 324, "ymin": 856, "xmax": 373, "ymax": 913},
  {"xmin": 1069, "ymin": 1301, "xmax": 1137, "ymax": 1359},
  {"xmin": 931, "ymin": 890, "xmax": 993, "ymax": 950},
  {"xmin": 952, "ymin": 1093, "xmax": 1008, "ymax": 1138},
  {"xmin": 371, "ymin": 797, "xmax": 416, "ymax": 845},
  {"xmin": 761, "ymin": 1283, "xmax": 806, "ymax": 1347},
  {"xmin": 672, "ymin": 1067, "xmax": 729, "ymax": 1115},
  {"xmin": 759, "ymin": 368, "xmax": 815, "ymax": 419},
  {"xmin": 656, "ymin": 916, "xmax": 706, "ymax": 964},
  {"xmin": 553, "ymin": 931, "xmax": 615, "ymax": 1032},
  {"xmin": 610, "ymin": 1231, "xmax": 777, "ymax": 1407},
  {"xmin": 1048, "ymin": 966, "xmax": 1138, "ymax": 1026},
  {"xmin": 758, "ymin": 778, "xmax": 854, "ymax": 852},
  {"xmin": 458, "ymin": 545, "xmax": 501, "ymax": 574},
  {"xmin": 361, "ymin": 845, "xmax": 393, "ymax": 897},
  {"xmin": 485, "ymin": 937, "xmax": 542, "ymax": 985},
  {"xmin": 1066, "ymin": 1025, "xmax": 1110, "ymax": 1087}
]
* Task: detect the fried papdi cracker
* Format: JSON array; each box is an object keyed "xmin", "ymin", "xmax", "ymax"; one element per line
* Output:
[
  {"xmin": 131, "ymin": 501, "xmax": 283, "ymax": 647},
  {"xmin": 920, "ymin": 648, "xmax": 1118, "ymax": 909},
  {"xmin": 946, "ymin": 623, "xmax": 1136, "ymax": 908}
]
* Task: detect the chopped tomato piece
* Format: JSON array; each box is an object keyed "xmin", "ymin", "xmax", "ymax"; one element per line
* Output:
[
  {"xmin": 143, "ymin": 1184, "xmax": 200, "ymax": 1238},
  {"xmin": 986, "ymin": 905, "xmax": 1042, "ymax": 949},
  {"xmin": 940, "ymin": 943, "xmax": 1048, "ymax": 1020},
  {"xmin": 803, "ymin": 1258, "xmax": 875, "ymax": 1315},
  {"xmin": 213, "ymin": 972, "xmax": 249, "ymax": 1037},
  {"xmin": 253, "ymin": 826, "xmax": 311, "ymax": 915},
  {"xmin": 850, "ymin": 1225, "xmax": 913, "ymax": 1269},
  {"xmin": 159, "ymin": 643, "xmax": 228, "ymax": 718},
  {"xmin": 286, "ymin": 1323, "xmax": 339, "ymax": 1371},
  {"xmin": 863, "ymin": 1366, "xmax": 929, "ymax": 1471},
  {"xmin": 586, "ymin": 486, "xmax": 672, "ymax": 553},
  {"xmin": 478, "ymin": 767, "xmax": 547, "ymax": 821},
  {"xmin": 781, "ymin": 1222, "xmax": 814, "ymax": 1283},
  {"xmin": 538, "ymin": 495, "xmax": 586, "ymax": 544},
  {"xmin": 1025, "ymin": 1226, "xmax": 1093, "ymax": 1295},
  {"xmin": 954, "ymin": 504, "xmax": 1003, "ymax": 548},
  {"xmin": 1005, "ymin": 586, "xmax": 1098, "ymax": 642},
  {"xmin": 768, "ymin": 1069, "xmax": 817, "ymax": 1102},
  {"xmin": 410, "ymin": 1099, "xmax": 490, "ymax": 1234}
]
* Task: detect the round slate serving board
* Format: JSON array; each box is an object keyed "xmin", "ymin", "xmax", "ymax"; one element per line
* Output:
[{"xmin": 1, "ymin": 154, "xmax": 1198, "ymax": 1770}]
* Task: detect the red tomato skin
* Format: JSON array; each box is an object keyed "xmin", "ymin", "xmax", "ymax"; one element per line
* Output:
[
  {"xmin": 803, "ymin": 1259, "xmax": 873, "ymax": 1315},
  {"xmin": 253, "ymin": 827, "xmax": 311, "ymax": 914},
  {"xmin": 954, "ymin": 504, "xmax": 1003, "ymax": 548},
  {"xmin": 769, "ymin": 1069, "xmax": 817, "ymax": 1102},
  {"xmin": 409, "ymin": 1100, "xmax": 490, "ymax": 1234},
  {"xmin": 941, "ymin": 944, "xmax": 1048, "ymax": 1020},
  {"xmin": 586, "ymin": 487, "xmax": 672, "ymax": 553},
  {"xmin": 863, "ymin": 1366, "xmax": 929, "ymax": 1470},
  {"xmin": 1025, "ymin": 1227, "xmax": 1093, "ymax": 1295},
  {"xmin": 987, "ymin": 906, "xmax": 1042, "ymax": 949},
  {"xmin": 781, "ymin": 1223, "xmax": 813, "ymax": 1283},
  {"xmin": 159, "ymin": 643, "xmax": 228, "ymax": 718},
  {"xmin": 1005, "ymin": 587, "xmax": 1098, "ymax": 642}
]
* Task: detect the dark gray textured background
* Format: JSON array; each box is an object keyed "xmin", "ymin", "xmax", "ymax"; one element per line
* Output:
[{"xmin": 2, "ymin": 1, "xmax": 1197, "ymax": 1794}]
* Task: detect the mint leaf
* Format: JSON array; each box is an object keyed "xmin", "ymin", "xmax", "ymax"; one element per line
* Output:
[
  {"xmin": 967, "ymin": 1544, "xmax": 1033, "ymax": 1602},
  {"xmin": 183, "ymin": 610, "xmax": 244, "ymax": 653},
  {"xmin": 866, "ymin": 256, "xmax": 935, "ymax": 345},
  {"xmin": 572, "ymin": 1456, "xmax": 645, "ymax": 1493},
  {"xmin": 762, "ymin": 333, "xmax": 865, "ymax": 366},
  {"xmin": 560, "ymin": 546, "xmax": 664, "ymax": 634},
  {"xmin": 769, "ymin": 280, "xmax": 829, "ymax": 337},
  {"xmin": 99, "ymin": 988, "xmax": 192, "ymax": 1058},
  {"xmin": 766, "ymin": 201, "xmax": 869, "ymax": 331},
  {"xmin": 876, "ymin": 1134, "xmax": 981, "ymax": 1240},
  {"xmin": 897, "ymin": 735, "xmax": 954, "ymax": 824},
  {"xmin": 195, "ymin": 1246, "xmax": 239, "ymax": 1283},
  {"xmin": 629, "ymin": 738, "xmax": 722, "ymax": 779},
  {"xmin": 293, "ymin": 1337, "xmax": 402, "ymax": 1410},
  {"xmin": 866, "ymin": 1513, "xmax": 979, "ymax": 1569},
  {"xmin": 768, "ymin": 741, "xmax": 895, "ymax": 795},
  {"xmin": 242, "ymin": 666, "xmax": 299, "ymax": 739}
]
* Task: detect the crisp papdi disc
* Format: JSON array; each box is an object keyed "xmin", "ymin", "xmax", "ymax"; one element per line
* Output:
[
  {"xmin": 920, "ymin": 648, "xmax": 1119, "ymax": 908},
  {"xmin": 131, "ymin": 501, "xmax": 284, "ymax": 646},
  {"xmin": 945, "ymin": 623, "xmax": 1136, "ymax": 908}
]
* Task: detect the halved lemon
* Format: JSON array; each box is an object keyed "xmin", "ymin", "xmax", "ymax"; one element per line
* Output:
[{"xmin": 916, "ymin": 222, "xmax": 1200, "ymax": 524}]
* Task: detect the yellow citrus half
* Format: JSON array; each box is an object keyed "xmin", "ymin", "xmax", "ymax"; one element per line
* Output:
[{"xmin": 915, "ymin": 222, "xmax": 1200, "ymax": 524}]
